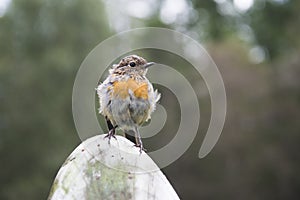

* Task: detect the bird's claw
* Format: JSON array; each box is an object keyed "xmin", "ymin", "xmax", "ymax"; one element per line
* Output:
[
  {"xmin": 134, "ymin": 143, "xmax": 146, "ymax": 153},
  {"xmin": 104, "ymin": 130, "xmax": 117, "ymax": 144}
]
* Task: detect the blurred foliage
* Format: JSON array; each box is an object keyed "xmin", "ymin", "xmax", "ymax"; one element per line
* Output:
[
  {"xmin": 190, "ymin": 0, "xmax": 300, "ymax": 59},
  {"xmin": 0, "ymin": 0, "xmax": 109, "ymax": 199},
  {"xmin": 248, "ymin": 0, "xmax": 300, "ymax": 58},
  {"xmin": 0, "ymin": 0, "xmax": 300, "ymax": 199}
]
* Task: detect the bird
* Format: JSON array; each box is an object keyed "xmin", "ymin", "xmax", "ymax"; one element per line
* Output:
[{"xmin": 96, "ymin": 55, "xmax": 161, "ymax": 153}]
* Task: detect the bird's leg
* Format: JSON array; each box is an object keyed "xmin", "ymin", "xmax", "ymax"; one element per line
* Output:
[
  {"xmin": 134, "ymin": 128, "xmax": 146, "ymax": 153},
  {"xmin": 105, "ymin": 128, "xmax": 116, "ymax": 143},
  {"xmin": 104, "ymin": 117, "xmax": 117, "ymax": 143}
]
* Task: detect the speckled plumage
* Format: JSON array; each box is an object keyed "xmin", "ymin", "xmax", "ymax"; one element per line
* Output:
[{"xmin": 97, "ymin": 55, "xmax": 160, "ymax": 152}]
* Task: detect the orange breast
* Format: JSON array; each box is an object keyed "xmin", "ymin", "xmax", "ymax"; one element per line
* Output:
[{"xmin": 113, "ymin": 79, "xmax": 148, "ymax": 100}]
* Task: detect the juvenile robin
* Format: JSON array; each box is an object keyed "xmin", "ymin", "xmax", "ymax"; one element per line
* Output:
[{"xmin": 97, "ymin": 55, "xmax": 160, "ymax": 152}]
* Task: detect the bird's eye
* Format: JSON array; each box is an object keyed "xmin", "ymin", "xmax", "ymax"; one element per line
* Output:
[{"xmin": 129, "ymin": 62, "xmax": 136, "ymax": 67}]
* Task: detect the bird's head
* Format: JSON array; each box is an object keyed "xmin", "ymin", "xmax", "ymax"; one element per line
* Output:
[{"xmin": 110, "ymin": 55, "xmax": 155, "ymax": 76}]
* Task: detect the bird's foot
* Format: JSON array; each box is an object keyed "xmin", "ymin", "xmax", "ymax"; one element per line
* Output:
[
  {"xmin": 134, "ymin": 143, "xmax": 146, "ymax": 153},
  {"xmin": 104, "ymin": 129, "xmax": 117, "ymax": 144}
]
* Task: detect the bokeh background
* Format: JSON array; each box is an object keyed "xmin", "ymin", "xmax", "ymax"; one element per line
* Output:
[{"xmin": 1, "ymin": 0, "xmax": 300, "ymax": 199}]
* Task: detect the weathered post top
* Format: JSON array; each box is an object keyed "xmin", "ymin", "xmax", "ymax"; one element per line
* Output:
[{"xmin": 48, "ymin": 135, "xmax": 180, "ymax": 200}]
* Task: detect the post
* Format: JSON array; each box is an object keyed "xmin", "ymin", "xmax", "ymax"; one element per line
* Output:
[{"xmin": 48, "ymin": 135, "xmax": 180, "ymax": 200}]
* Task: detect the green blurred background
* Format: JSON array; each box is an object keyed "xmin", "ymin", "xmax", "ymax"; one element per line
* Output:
[{"xmin": 1, "ymin": 0, "xmax": 300, "ymax": 199}]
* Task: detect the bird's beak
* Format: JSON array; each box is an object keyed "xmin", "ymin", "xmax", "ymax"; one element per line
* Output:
[{"xmin": 143, "ymin": 62, "xmax": 156, "ymax": 68}]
